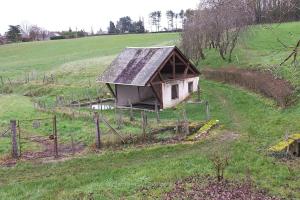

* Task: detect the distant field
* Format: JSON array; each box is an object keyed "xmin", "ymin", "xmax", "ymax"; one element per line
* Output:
[
  {"xmin": 0, "ymin": 33, "xmax": 179, "ymax": 78},
  {"xmin": 0, "ymin": 25, "xmax": 299, "ymax": 199}
]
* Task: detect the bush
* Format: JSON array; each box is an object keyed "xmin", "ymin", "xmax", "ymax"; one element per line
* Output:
[
  {"xmin": 203, "ymin": 67, "xmax": 295, "ymax": 107},
  {"xmin": 50, "ymin": 36, "xmax": 65, "ymax": 40}
]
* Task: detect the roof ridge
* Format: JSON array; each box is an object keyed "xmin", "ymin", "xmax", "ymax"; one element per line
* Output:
[{"xmin": 126, "ymin": 46, "xmax": 175, "ymax": 49}]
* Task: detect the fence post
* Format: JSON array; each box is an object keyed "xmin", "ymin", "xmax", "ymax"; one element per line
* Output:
[
  {"xmin": 205, "ymin": 101, "xmax": 210, "ymax": 120},
  {"xmin": 94, "ymin": 112, "xmax": 101, "ymax": 149},
  {"xmin": 128, "ymin": 99, "xmax": 134, "ymax": 121},
  {"xmin": 53, "ymin": 115, "xmax": 58, "ymax": 158},
  {"xmin": 197, "ymin": 84, "xmax": 201, "ymax": 102},
  {"xmin": 183, "ymin": 109, "xmax": 189, "ymax": 136},
  {"xmin": 17, "ymin": 120, "xmax": 21, "ymax": 157},
  {"xmin": 141, "ymin": 111, "xmax": 146, "ymax": 140},
  {"xmin": 155, "ymin": 101, "xmax": 160, "ymax": 123},
  {"xmin": 10, "ymin": 120, "xmax": 19, "ymax": 159}
]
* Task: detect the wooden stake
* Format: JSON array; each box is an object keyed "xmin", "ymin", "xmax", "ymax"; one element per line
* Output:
[
  {"xmin": 94, "ymin": 112, "xmax": 101, "ymax": 149},
  {"xmin": 53, "ymin": 115, "xmax": 58, "ymax": 158},
  {"xmin": 17, "ymin": 120, "xmax": 21, "ymax": 157},
  {"xmin": 10, "ymin": 120, "xmax": 19, "ymax": 159},
  {"xmin": 197, "ymin": 84, "xmax": 200, "ymax": 102},
  {"xmin": 141, "ymin": 111, "xmax": 147, "ymax": 140},
  {"xmin": 155, "ymin": 101, "xmax": 160, "ymax": 123},
  {"xmin": 129, "ymin": 99, "xmax": 134, "ymax": 121},
  {"xmin": 206, "ymin": 101, "xmax": 210, "ymax": 120}
]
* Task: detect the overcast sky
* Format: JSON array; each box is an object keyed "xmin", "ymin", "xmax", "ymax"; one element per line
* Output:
[{"xmin": 0, "ymin": 0, "xmax": 199, "ymax": 34}]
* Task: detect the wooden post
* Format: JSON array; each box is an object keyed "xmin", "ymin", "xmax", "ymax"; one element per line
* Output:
[
  {"xmin": 94, "ymin": 112, "xmax": 101, "ymax": 149},
  {"xmin": 70, "ymin": 133, "xmax": 75, "ymax": 155},
  {"xmin": 141, "ymin": 111, "xmax": 146, "ymax": 140},
  {"xmin": 117, "ymin": 110, "xmax": 123, "ymax": 129},
  {"xmin": 17, "ymin": 120, "xmax": 21, "ymax": 156},
  {"xmin": 155, "ymin": 101, "xmax": 160, "ymax": 123},
  {"xmin": 0, "ymin": 76, "xmax": 4, "ymax": 86},
  {"xmin": 129, "ymin": 99, "xmax": 134, "ymax": 121},
  {"xmin": 197, "ymin": 84, "xmax": 200, "ymax": 102},
  {"xmin": 114, "ymin": 99, "xmax": 117, "ymax": 123},
  {"xmin": 183, "ymin": 109, "xmax": 189, "ymax": 136},
  {"xmin": 206, "ymin": 101, "xmax": 210, "ymax": 120},
  {"xmin": 53, "ymin": 115, "xmax": 58, "ymax": 158},
  {"xmin": 10, "ymin": 120, "xmax": 19, "ymax": 159}
]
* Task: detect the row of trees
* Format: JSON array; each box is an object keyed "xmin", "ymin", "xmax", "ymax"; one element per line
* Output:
[
  {"xmin": 5, "ymin": 25, "xmax": 50, "ymax": 42},
  {"xmin": 108, "ymin": 17, "xmax": 145, "ymax": 34},
  {"xmin": 181, "ymin": 0, "xmax": 300, "ymax": 64},
  {"xmin": 108, "ymin": 10, "xmax": 187, "ymax": 34},
  {"xmin": 149, "ymin": 10, "xmax": 185, "ymax": 32},
  {"xmin": 254, "ymin": 0, "xmax": 300, "ymax": 23}
]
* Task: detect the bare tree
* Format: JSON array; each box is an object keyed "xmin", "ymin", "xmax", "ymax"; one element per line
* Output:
[{"xmin": 181, "ymin": 0, "xmax": 255, "ymax": 63}]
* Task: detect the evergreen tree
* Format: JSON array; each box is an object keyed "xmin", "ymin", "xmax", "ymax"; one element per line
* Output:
[
  {"xmin": 108, "ymin": 21, "xmax": 117, "ymax": 34},
  {"xmin": 6, "ymin": 25, "xmax": 22, "ymax": 42}
]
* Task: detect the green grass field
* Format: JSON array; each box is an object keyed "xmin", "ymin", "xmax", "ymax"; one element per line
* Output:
[{"xmin": 0, "ymin": 23, "xmax": 299, "ymax": 199}]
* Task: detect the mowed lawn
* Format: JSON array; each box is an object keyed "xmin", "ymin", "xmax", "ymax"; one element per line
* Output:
[{"xmin": 0, "ymin": 25, "xmax": 299, "ymax": 199}]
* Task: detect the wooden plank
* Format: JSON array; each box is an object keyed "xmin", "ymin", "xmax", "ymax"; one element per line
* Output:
[
  {"xmin": 150, "ymin": 83, "xmax": 163, "ymax": 109},
  {"xmin": 106, "ymin": 83, "xmax": 116, "ymax": 98}
]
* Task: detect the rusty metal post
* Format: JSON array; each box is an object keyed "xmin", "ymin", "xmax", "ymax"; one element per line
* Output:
[
  {"xmin": 94, "ymin": 112, "xmax": 101, "ymax": 149},
  {"xmin": 11, "ymin": 120, "xmax": 19, "ymax": 159},
  {"xmin": 53, "ymin": 115, "xmax": 58, "ymax": 158}
]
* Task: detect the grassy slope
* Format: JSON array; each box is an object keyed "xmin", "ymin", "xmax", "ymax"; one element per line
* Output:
[
  {"xmin": 0, "ymin": 80, "xmax": 299, "ymax": 199},
  {"xmin": 0, "ymin": 25, "xmax": 300, "ymax": 199},
  {"xmin": 202, "ymin": 22, "xmax": 300, "ymax": 88}
]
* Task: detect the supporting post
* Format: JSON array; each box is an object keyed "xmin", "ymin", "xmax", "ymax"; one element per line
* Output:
[
  {"xmin": 53, "ymin": 115, "xmax": 58, "ymax": 158},
  {"xmin": 10, "ymin": 120, "xmax": 19, "ymax": 159},
  {"xmin": 206, "ymin": 101, "xmax": 210, "ymax": 120},
  {"xmin": 106, "ymin": 83, "xmax": 116, "ymax": 98},
  {"xmin": 94, "ymin": 112, "xmax": 101, "ymax": 149}
]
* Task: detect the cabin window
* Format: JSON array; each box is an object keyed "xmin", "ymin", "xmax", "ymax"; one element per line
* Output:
[
  {"xmin": 188, "ymin": 82, "xmax": 193, "ymax": 93},
  {"xmin": 171, "ymin": 84, "xmax": 179, "ymax": 100}
]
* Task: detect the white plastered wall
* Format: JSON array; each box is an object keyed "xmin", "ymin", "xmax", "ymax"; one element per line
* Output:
[{"xmin": 162, "ymin": 77, "xmax": 199, "ymax": 109}]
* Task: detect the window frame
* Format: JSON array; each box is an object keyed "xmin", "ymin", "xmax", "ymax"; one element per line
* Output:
[
  {"xmin": 188, "ymin": 81, "xmax": 194, "ymax": 94},
  {"xmin": 171, "ymin": 84, "xmax": 179, "ymax": 100}
]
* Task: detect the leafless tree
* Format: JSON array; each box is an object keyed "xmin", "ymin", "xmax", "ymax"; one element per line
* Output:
[{"xmin": 181, "ymin": 0, "xmax": 255, "ymax": 63}]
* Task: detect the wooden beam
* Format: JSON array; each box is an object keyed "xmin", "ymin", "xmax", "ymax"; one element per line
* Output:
[
  {"xmin": 184, "ymin": 63, "xmax": 189, "ymax": 78},
  {"xmin": 147, "ymin": 51, "xmax": 175, "ymax": 85},
  {"xmin": 174, "ymin": 52, "xmax": 197, "ymax": 74},
  {"xmin": 150, "ymin": 83, "xmax": 163, "ymax": 109},
  {"xmin": 172, "ymin": 53, "xmax": 176, "ymax": 79},
  {"xmin": 158, "ymin": 72, "xmax": 164, "ymax": 81},
  {"xmin": 106, "ymin": 83, "xmax": 116, "ymax": 98}
]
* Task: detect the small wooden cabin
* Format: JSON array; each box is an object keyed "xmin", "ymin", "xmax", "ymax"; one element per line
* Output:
[{"xmin": 97, "ymin": 46, "xmax": 200, "ymax": 110}]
